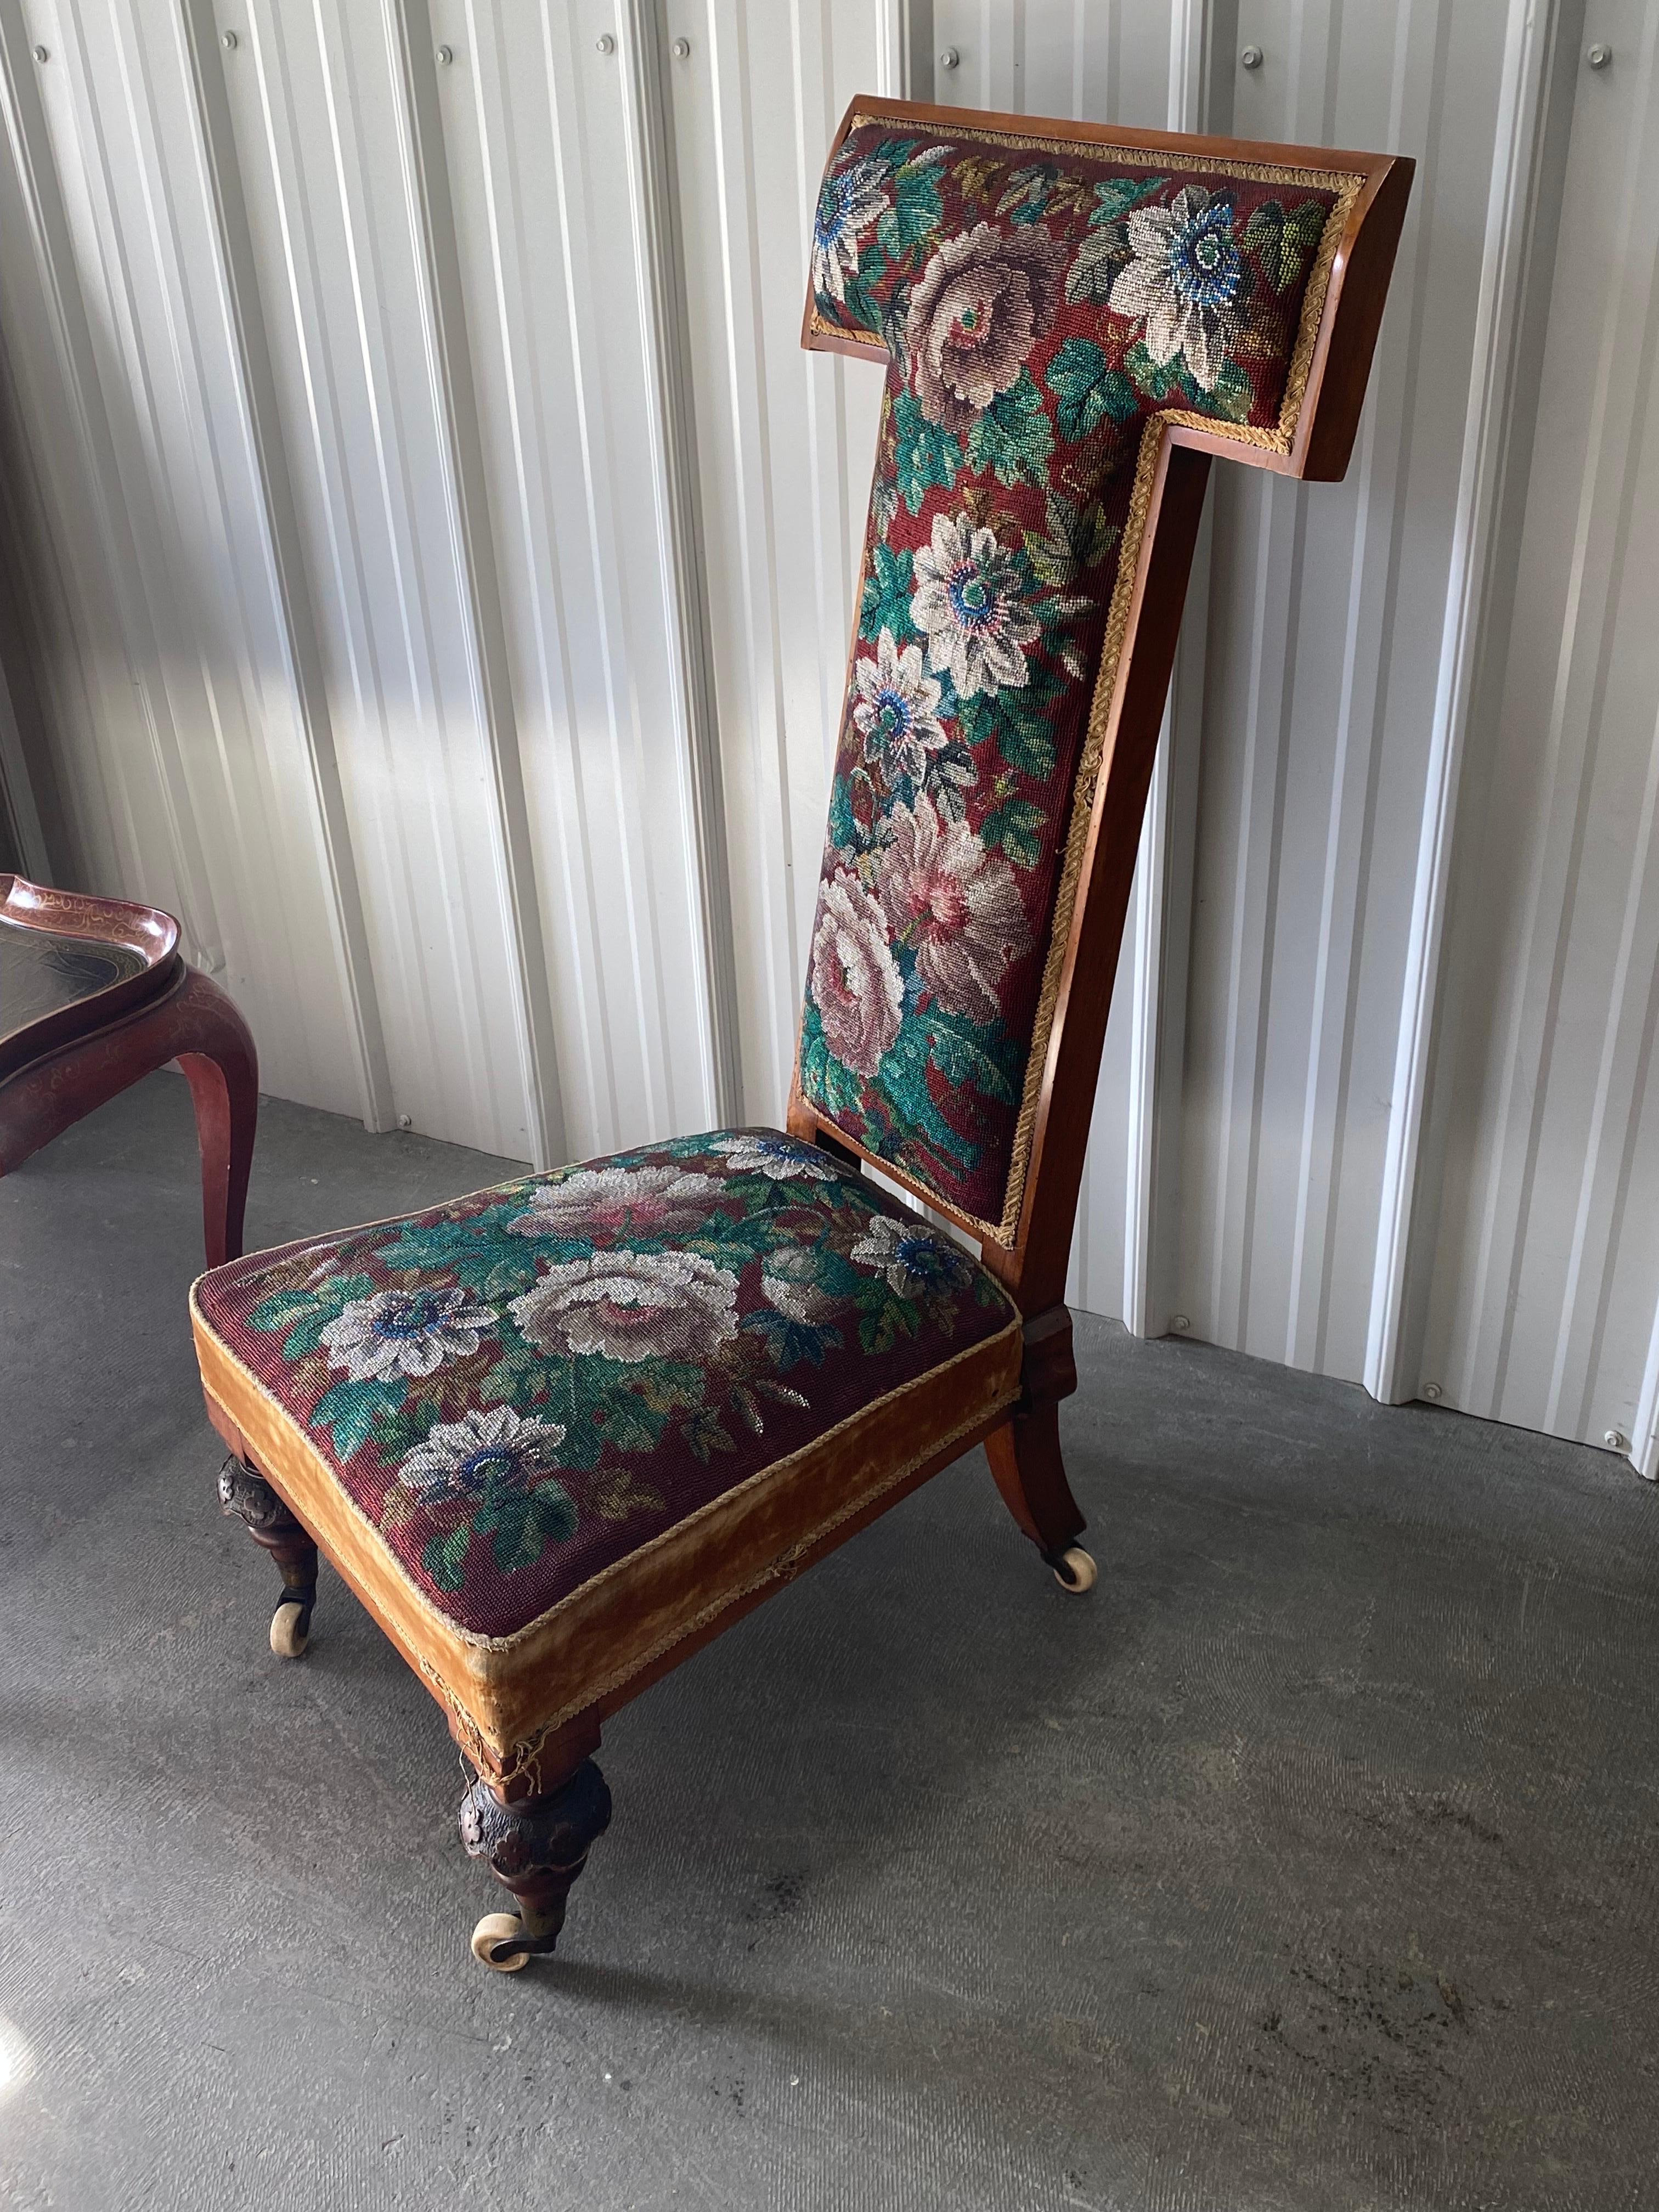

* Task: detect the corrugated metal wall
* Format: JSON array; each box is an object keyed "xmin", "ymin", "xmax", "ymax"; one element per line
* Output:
[
  {"xmin": 2, "ymin": 0, "xmax": 1655, "ymax": 1472},
  {"xmin": 1412, "ymin": 0, "xmax": 1659, "ymax": 1463}
]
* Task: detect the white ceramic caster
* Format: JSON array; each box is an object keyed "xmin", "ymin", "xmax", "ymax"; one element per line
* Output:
[
  {"xmin": 269, "ymin": 1599, "xmax": 310, "ymax": 1658},
  {"xmin": 471, "ymin": 1911, "xmax": 531, "ymax": 1972},
  {"xmin": 1051, "ymin": 1545, "xmax": 1098, "ymax": 1595}
]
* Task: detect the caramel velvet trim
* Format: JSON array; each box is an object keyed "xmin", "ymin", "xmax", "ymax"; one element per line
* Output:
[{"xmin": 193, "ymin": 1286, "xmax": 1022, "ymax": 1763}]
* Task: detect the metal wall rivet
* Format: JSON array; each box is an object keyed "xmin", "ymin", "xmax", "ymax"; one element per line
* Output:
[
  {"xmin": 672, "ymin": 37, "xmax": 691, "ymax": 59},
  {"xmin": 939, "ymin": 47, "xmax": 960, "ymax": 70},
  {"xmin": 1421, "ymin": 1382, "xmax": 1443, "ymax": 1401},
  {"xmin": 436, "ymin": 43, "xmax": 453, "ymax": 65},
  {"xmin": 222, "ymin": 30, "xmax": 237, "ymax": 50},
  {"xmin": 1241, "ymin": 44, "xmax": 1264, "ymax": 69},
  {"xmin": 1170, "ymin": 1314, "xmax": 1190, "ymax": 1333},
  {"xmin": 1605, "ymin": 1427, "xmax": 1627, "ymax": 1450},
  {"xmin": 32, "ymin": 44, "xmax": 48, "ymax": 63},
  {"xmin": 595, "ymin": 32, "xmax": 615, "ymax": 55},
  {"xmin": 1587, "ymin": 43, "xmax": 1612, "ymax": 68}
]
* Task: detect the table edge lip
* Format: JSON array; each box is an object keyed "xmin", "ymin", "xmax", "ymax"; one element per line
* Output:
[{"xmin": 0, "ymin": 873, "xmax": 185, "ymax": 1082}]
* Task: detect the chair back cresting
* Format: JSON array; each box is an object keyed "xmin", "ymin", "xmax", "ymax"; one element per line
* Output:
[{"xmin": 786, "ymin": 98, "xmax": 1412, "ymax": 1322}]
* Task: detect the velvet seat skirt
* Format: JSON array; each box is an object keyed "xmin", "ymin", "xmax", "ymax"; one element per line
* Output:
[{"xmin": 191, "ymin": 1128, "xmax": 1022, "ymax": 1771}]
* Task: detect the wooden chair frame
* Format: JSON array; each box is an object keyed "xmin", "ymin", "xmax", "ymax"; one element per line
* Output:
[
  {"xmin": 1, "ymin": 873, "xmax": 257, "ymax": 1267},
  {"xmin": 205, "ymin": 99, "xmax": 1410, "ymax": 1971},
  {"xmin": 787, "ymin": 93, "xmax": 1411, "ymax": 1639}
]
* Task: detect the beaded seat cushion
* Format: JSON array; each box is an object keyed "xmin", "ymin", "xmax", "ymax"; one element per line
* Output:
[
  {"xmin": 799, "ymin": 116, "xmax": 1358, "ymax": 1237},
  {"xmin": 191, "ymin": 1130, "xmax": 1022, "ymax": 1756}
]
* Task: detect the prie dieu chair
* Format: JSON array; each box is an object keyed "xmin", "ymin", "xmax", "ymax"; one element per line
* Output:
[{"xmin": 190, "ymin": 96, "xmax": 1410, "ymax": 1970}]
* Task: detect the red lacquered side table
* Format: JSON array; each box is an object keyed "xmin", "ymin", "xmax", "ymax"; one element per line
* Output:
[{"xmin": 0, "ymin": 874, "xmax": 257, "ymax": 1266}]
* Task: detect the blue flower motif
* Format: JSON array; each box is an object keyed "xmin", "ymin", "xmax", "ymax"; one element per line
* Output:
[
  {"xmin": 849, "ymin": 1211, "xmax": 976, "ymax": 1301},
  {"xmin": 1170, "ymin": 195, "xmax": 1242, "ymax": 313},
  {"xmin": 853, "ymin": 628, "xmax": 946, "ymax": 789},
  {"xmin": 710, "ymin": 1132, "xmax": 837, "ymax": 1182},
  {"xmin": 399, "ymin": 1406, "xmax": 568, "ymax": 1505},
  {"xmin": 319, "ymin": 1283, "xmax": 495, "ymax": 1381},
  {"xmin": 1108, "ymin": 185, "xmax": 1243, "ymax": 392},
  {"xmin": 812, "ymin": 156, "xmax": 887, "ymax": 303}
]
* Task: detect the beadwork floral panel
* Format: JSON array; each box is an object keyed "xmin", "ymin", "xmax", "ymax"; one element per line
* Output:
[
  {"xmin": 195, "ymin": 1131, "xmax": 1017, "ymax": 1639},
  {"xmin": 800, "ymin": 114, "xmax": 1357, "ymax": 1238}
]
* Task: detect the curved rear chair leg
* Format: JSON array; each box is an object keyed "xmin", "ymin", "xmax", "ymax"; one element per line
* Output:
[
  {"xmin": 461, "ymin": 1754, "xmax": 612, "ymax": 1972},
  {"xmin": 986, "ymin": 1305, "xmax": 1097, "ymax": 1595},
  {"xmin": 218, "ymin": 1459, "xmax": 319, "ymax": 1657},
  {"xmin": 174, "ymin": 967, "xmax": 259, "ymax": 1268}
]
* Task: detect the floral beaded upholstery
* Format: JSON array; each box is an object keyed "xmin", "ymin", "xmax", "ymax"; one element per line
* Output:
[
  {"xmin": 193, "ymin": 1132, "xmax": 1017, "ymax": 1641},
  {"xmin": 801, "ymin": 115, "xmax": 1358, "ymax": 1235}
]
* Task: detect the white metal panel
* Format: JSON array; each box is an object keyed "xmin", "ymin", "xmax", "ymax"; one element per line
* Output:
[
  {"xmin": 211, "ymin": 0, "xmax": 546, "ymax": 1157},
  {"xmin": 1418, "ymin": 0, "xmax": 1659, "ymax": 1453},
  {"xmin": 427, "ymin": 0, "xmax": 725, "ymax": 1159},
  {"xmin": 662, "ymin": 0, "xmax": 886, "ymax": 1125},
  {"xmin": 0, "ymin": 0, "xmax": 373, "ymax": 1118},
  {"xmin": 933, "ymin": 0, "xmax": 1172, "ymax": 122},
  {"xmin": 1173, "ymin": 0, "xmax": 1518, "ymax": 1380}
]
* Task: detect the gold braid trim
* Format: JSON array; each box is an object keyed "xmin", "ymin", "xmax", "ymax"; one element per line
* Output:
[
  {"xmin": 455, "ymin": 1367, "xmax": 1019, "ymax": 1786},
  {"xmin": 804, "ymin": 121, "xmax": 1363, "ymax": 1244},
  {"xmin": 848, "ymin": 111, "xmax": 1358, "ymax": 196}
]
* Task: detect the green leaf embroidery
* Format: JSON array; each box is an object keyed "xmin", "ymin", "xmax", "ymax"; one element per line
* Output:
[
  {"xmin": 1209, "ymin": 360, "xmax": 1256, "ymax": 423},
  {"xmin": 1025, "ymin": 489, "xmax": 1120, "ymax": 590},
  {"xmin": 1277, "ymin": 199, "xmax": 1328, "ymax": 292},
  {"xmin": 370, "ymin": 1401, "xmax": 435, "ymax": 1462},
  {"xmin": 1046, "ymin": 339, "xmax": 1138, "ymax": 447},
  {"xmin": 601, "ymin": 1395, "xmax": 665, "ymax": 1456},
  {"xmin": 1245, "ymin": 196, "xmax": 1327, "ymax": 295},
  {"xmin": 978, "ymin": 795, "xmax": 1047, "ymax": 869},
  {"xmin": 840, "ymin": 241, "xmax": 890, "ymax": 332},
  {"xmin": 859, "ymin": 540, "xmax": 915, "ymax": 642},
  {"xmin": 684, "ymin": 1407, "xmax": 735, "ymax": 1463},
  {"xmin": 634, "ymin": 1360, "xmax": 706, "ymax": 1414},
  {"xmin": 312, "ymin": 1375, "xmax": 406, "ymax": 1460},
  {"xmin": 873, "ymin": 1019, "xmax": 978, "ymax": 1169},
  {"xmin": 423, "ymin": 1523, "xmax": 472, "ymax": 1592},
  {"xmin": 893, "ymin": 390, "xmax": 963, "ymax": 515},
  {"xmin": 375, "ymin": 1213, "xmax": 543, "ymax": 1297},
  {"xmin": 483, "ymin": 1482, "xmax": 576, "ymax": 1575},
  {"xmin": 590, "ymin": 1469, "xmax": 666, "ymax": 1522},
  {"xmin": 1090, "ymin": 176, "xmax": 1170, "ymax": 227},
  {"xmin": 1064, "ymin": 227, "xmax": 1127, "ymax": 306},
  {"xmin": 964, "ymin": 371, "xmax": 1054, "ymax": 489},
  {"xmin": 1066, "ymin": 177, "xmax": 1169, "ymax": 303},
  {"xmin": 248, "ymin": 1269, "xmax": 375, "ymax": 1358},
  {"xmin": 876, "ymin": 143, "xmax": 944, "ymax": 259},
  {"xmin": 996, "ymin": 163, "xmax": 1053, "ymax": 223},
  {"xmin": 857, "ymin": 1291, "xmax": 919, "ymax": 1356},
  {"xmin": 957, "ymin": 664, "xmax": 1063, "ymax": 780},
  {"xmin": 923, "ymin": 1006, "xmax": 1023, "ymax": 1104},
  {"xmin": 1124, "ymin": 338, "xmax": 1194, "ymax": 406},
  {"xmin": 801, "ymin": 1003, "xmax": 867, "ymax": 1116},
  {"xmin": 246, "ymin": 1286, "xmax": 323, "ymax": 1336},
  {"xmin": 479, "ymin": 1343, "xmax": 552, "ymax": 1408}
]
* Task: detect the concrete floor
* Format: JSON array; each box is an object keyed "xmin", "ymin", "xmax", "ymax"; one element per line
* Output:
[{"xmin": 1, "ymin": 1075, "xmax": 1655, "ymax": 2211}]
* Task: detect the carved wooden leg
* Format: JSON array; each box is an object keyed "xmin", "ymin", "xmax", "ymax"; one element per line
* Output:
[
  {"xmin": 176, "ymin": 968, "xmax": 259, "ymax": 1268},
  {"xmin": 986, "ymin": 1305, "xmax": 1097, "ymax": 1594},
  {"xmin": 460, "ymin": 1757, "xmax": 612, "ymax": 1972},
  {"xmin": 218, "ymin": 1459, "xmax": 319, "ymax": 1657}
]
